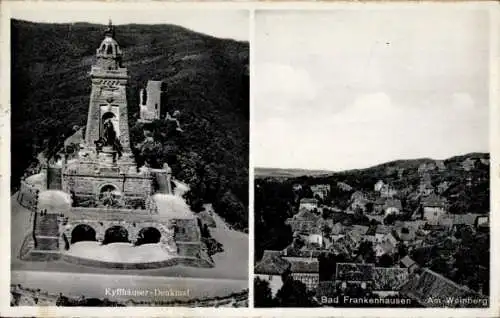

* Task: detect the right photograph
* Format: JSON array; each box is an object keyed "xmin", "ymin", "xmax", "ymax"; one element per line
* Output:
[{"xmin": 253, "ymin": 8, "xmax": 491, "ymax": 308}]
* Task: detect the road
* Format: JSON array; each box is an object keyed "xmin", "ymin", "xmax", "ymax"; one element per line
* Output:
[{"xmin": 11, "ymin": 270, "xmax": 246, "ymax": 302}]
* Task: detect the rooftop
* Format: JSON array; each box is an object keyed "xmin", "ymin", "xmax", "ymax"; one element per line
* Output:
[
  {"xmin": 336, "ymin": 263, "xmax": 375, "ymax": 282},
  {"xmin": 372, "ymin": 267, "xmax": 410, "ymax": 291},
  {"xmin": 400, "ymin": 268, "xmax": 483, "ymax": 307},
  {"xmin": 255, "ymin": 250, "xmax": 291, "ymax": 276}
]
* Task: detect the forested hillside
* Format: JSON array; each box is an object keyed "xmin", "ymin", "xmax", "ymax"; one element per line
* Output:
[{"xmin": 11, "ymin": 19, "xmax": 249, "ymax": 230}]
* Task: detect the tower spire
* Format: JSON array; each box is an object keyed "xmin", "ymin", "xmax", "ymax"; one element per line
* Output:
[{"xmin": 104, "ymin": 18, "xmax": 115, "ymax": 38}]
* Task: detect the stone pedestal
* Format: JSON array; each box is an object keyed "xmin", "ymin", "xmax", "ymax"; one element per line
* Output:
[{"xmin": 99, "ymin": 146, "xmax": 116, "ymax": 166}]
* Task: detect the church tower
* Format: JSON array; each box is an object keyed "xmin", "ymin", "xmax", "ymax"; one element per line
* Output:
[{"xmin": 84, "ymin": 21, "xmax": 132, "ymax": 158}]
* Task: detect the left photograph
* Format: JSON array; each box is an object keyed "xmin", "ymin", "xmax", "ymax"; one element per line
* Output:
[{"xmin": 9, "ymin": 7, "xmax": 249, "ymax": 307}]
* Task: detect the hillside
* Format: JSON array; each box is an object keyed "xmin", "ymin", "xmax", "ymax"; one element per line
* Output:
[
  {"xmin": 255, "ymin": 152, "xmax": 489, "ymax": 260},
  {"xmin": 254, "ymin": 167, "xmax": 334, "ymax": 179},
  {"xmin": 11, "ymin": 19, "xmax": 249, "ymax": 230}
]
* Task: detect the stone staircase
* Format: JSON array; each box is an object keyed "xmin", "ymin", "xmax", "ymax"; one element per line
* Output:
[{"xmin": 33, "ymin": 214, "xmax": 60, "ymax": 251}]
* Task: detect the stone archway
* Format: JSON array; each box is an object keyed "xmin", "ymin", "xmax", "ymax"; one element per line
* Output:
[
  {"xmin": 71, "ymin": 224, "xmax": 97, "ymax": 244},
  {"xmin": 102, "ymin": 225, "xmax": 129, "ymax": 245},
  {"xmin": 135, "ymin": 227, "xmax": 161, "ymax": 246}
]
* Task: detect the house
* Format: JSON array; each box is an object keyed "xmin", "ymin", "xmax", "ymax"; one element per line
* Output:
[
  {"xmin": 450, "ymin": 213, "xmax": 483, "ymax": 226},
  {"xmin": 375, "ymin": 235, "xmax": 397, "ymax": 257},
  {"xmin": 329, "ymin": 241, "xmax": 351, "ymax": 256},
  {"xmin": 372, "ymin": 267, "xmax": 410, "ymax": 296},
  {"xmin": 362, "ymin": 234, "xmax": 376, "ymax": 244},
  {"xmin": 435, "ymin": 160, "xmax": 446, "ymax": 171},
  {"xmin": 337, "ymin": 182, "xmax": 353, "ymax": 192},
  {"xmin": 349, "ymin": 191, "xmax": 369, "ymax": 212},
  {"xmin": 380, "ymin": 184, "xmax": 397, "ymax": 198},
  {"xmin": 374, "ymin": 180, "xmax": 385, "ymax": 192},
  {"xmin": 375, "ymin": 225, "xmax": 391, "ymax": 243},
  {"xmin": 394, "ymin": 226, "xmax": 416, "ymax": 244},
  {"xmin": 344, "ymin": 230, "xmax": 364, "ymax": 252},
  {"xmin": 419, "ymin": 181, "xmax": 435, "ymax": 197},
  {"xmin": 351, "ymin": 225, "xmax": 370, "ymax": 236},
  {"xmin": 461, "ymin": 158, "xmax": 476, "ymax": 171},
  {"xmin": 285, "ymin": 209, "xmax": 320, "ymax": 234},
  {"xmin": 399, "ymin": 255, "xmax": 419, "ymax": 274},
  {"xmin": 400, "ymin": 268, "xmax": 487, "ymax": 308},
  {"xmin": 254, "ymin": 250, "xmax": 291, "ymax": 297},
  {"xmin": 383, "ymin": 198, "xmax": 402, "ymax": 216},
  {"xmin": 418, "ymin": 162, "xmax": 436, "ymax": 175},
  {"xmin": 373, "ymin": 197, "xmax": 386, "ymax": 214},
  {"xmin": 306, "ymin": 232, "xmax": 324, "ymax": 247},
  {"xmin": 286, "ymin": 256, "xmax": 320, "ymax": 291},
  {"xmin": 311, "ymin": 184, "xmax": 330, "ymax": 200},
  {"xmin": 437, "ymin": 181, "xmax": 450, "ymax": 194},
  {"xmin": 476, "ymin": 215, "xmax": 489, "ymax": 232},
  {"xmin": 330, "ymin": 222, "xmax": 345, "ymax": 241},
  {"xmin": 335, "ymin": 263, "xmax": 375, "ymax": 291},
  {"xmin": 421, "ymin": 195, "xmax": 447, "ymax": 225},
  {"xmin": 299, "ymin": 198, "xmax": 319, "ymax": 211}
]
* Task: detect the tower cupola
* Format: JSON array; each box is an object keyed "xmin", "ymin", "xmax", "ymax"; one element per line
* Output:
[{"xmin": 96, "ymin": 20, "xmax": 123, "ymax": 69}]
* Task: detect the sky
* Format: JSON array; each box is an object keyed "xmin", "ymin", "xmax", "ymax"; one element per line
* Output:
[
  {"xmin": 254, "ymin": 8, "xmax": 491, "ymax": 171},
  {"xmin": 9, "ymin": 5, "xmax": 249, "ymax": 41}
]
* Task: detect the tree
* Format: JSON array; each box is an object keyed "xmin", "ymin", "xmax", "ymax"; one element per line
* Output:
[
  {"xmin": 396, "ymin": 242, "xmax": 408, "ymax": 259},
  {"xmin": 321, "ymin": 223, "xmax": 331, "ymax": 238},
  {"xmin": 358, "ymin": 241, "xmax": 376, "ymax": 263},
  {"xmin": 274, "ymin": 277, "xmax": 317, "ymax": 307},
  {"xmin": 254, "ymin": 277, "xmax": 274, "ymax": 307},
  {"xmin": 378, "ymin": 253, "xmax": 394, "ymax": 267}
]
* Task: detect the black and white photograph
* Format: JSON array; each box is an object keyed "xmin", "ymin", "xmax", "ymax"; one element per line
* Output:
[
  {"xmin": 8, "ymin": 6, "xmax": 249, "ymax": 307},
  {"xmin": 253, "ymin": 8, "xmax": 492, "ymax": 308}
]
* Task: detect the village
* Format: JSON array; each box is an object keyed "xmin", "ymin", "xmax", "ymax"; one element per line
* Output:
[{"xmin": 255, "ymin": 157, "xmax": 490, "ymax": 307}]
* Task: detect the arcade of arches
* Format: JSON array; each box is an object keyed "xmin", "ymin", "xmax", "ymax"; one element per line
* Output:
[{"xmin": 69, "ymin": 224, "xmax": 163, "ymax": 247}]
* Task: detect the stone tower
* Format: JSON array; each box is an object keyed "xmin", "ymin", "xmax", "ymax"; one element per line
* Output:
[{"xmin": 84, "ymin": 20, "xmax": 132, "ymax": 157}]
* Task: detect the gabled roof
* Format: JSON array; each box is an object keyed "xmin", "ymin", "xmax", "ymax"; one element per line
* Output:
[
  {"xmin": 384, "ymin": 199, "xmax": 402, "ymax": 210},
  {"xmin": 351, "ymin": 225, "xmax": 370, "ymax": 235},
  {"xmin": 450, "ymin": 213, "xmax": 484, "ymax": 226},
  {"xmin": 294, "ymin": 209, "xmax": 320, "ymax": 222},
  {"xmin": 287, "ymin": 257, "xmax": 319, "ymax": 274},
  {"xmin": 300, "ymin": 198, "xmax": 318, "ymax": 204},
  {"xmin": 336, "ymin": 263, "xmax": 375, "ymax": 282},
  {"xmin": 421, "ymin": 194, "xmax": 447, "ymax": 208},
  {"xmin": 400, "ymin": 255, "xmax": 417, "ymax": 268},
  {"xmin": 400, "ymin": 268, "xmax": 484, "ymax": 307},
  {"xmin": 255, "ymin": 250, "xmax": 291, "ymax": 275},
  {"xmin": 376, "ymin": 240, "xmax": 395, "ymax": 255},
  {"xmin": 372, "ymin": 267, "xmax": 410, "ymax": 291},
  {"xmin": 375, "ymin": 225, "xmax": 391, "ymax": 235},
  {"xmin": 331, "ymin": 222, "xmax": 344, "ymax": 235}
]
